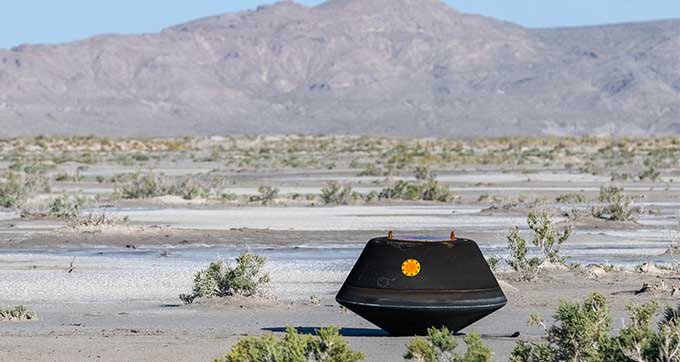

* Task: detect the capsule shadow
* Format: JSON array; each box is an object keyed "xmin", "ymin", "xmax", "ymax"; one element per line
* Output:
[{"xmin": 262, "ymin": 327, "xmax": 390, "ymax": 337}]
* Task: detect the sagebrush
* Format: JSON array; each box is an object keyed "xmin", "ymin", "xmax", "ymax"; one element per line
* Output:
[
  {"xmin": 0, "ymin": 306, "xmax": 37, "ymax": 321},
  {"xmin": 592, "ymin": 185, "xmax": 635, "ymax": 221},
  {"xmin": 320, "ymin": 182, "xmax": 355, "ymax": 205},
  {"xmin": 180, "ymin": 250, "xmax": 270, "ymax": 304},
  {"xmin": 506, "ymin": 210, "xmax": 572, "ymax": 271},
  {"xmin": 215, "ymin": 326, "xmax": 364, "ymax": 362},
  {"xmin": 404, "ymin": 327, "xmax": 493, "ymax": 362},
  {"xmin": 511, "ymin": 292, "xmax": 680, "ymax": 362}
]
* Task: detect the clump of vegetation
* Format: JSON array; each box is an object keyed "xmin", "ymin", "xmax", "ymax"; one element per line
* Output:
[
  {"xmin": 404, "ymin": 327, "xmax": 492, "ymax": 362},
  {"xmin": 357, "ymin": 164, "xmax": 384, "ymax": 177},
  {"xmin": 555, "ymin": 192, "xmax": 586, "ymax": 204},
  {"xmin": 173, "ymin": 176, "xmax": 208, "ymax": 200},
  {"xmin": 610, "ymin": 172, "xmax": 633, "ymax": 182},
  {"xmin": 180, "ymin": 250, "xmax": 270, "ymax": 304},
  {"xmin": 413, "ymin": 165, "xmax": 436, "ymax": 181},
  {"xmin": 592, "ymin": 185, "xmax": 635, "ymax": 221},
  {"xmin": 0, "ymin": 172, "xmax": 51, "ymax": 209},
  {"xmin": 420, "ymin": 179, "xmax": 456, "ymax": 202},
  {"xmin": 54, "ymin": 171, "xmax": 84, "ymax": 182},
  {"xmin": 511, "ymin": 292, "xmax": 680, "ymax": 362},
  {"xmin": 506, "ymin": 210, "xmax": 573, "ymax": 271},
  {"xmin": 215, "ymin": 326, "xmax": 364, "ymax": 362},
  {"xmin": 320, "ymin": 182, "xmax": 354, "ymax": 205},
  {"xmin": 0, "ymin": 173, "xmax": 25, "ymax": 208},
  {"xmin": 375, "ymin": 167, "xmax": 454, "ymax": 202},
  {"xmin": 171, "ymin": 176, "xmax": 228, "ymax": 200},
  {"xmin": 117, "ymin": 173, "xmax": 228, "ymax": 200},
  {"xmin": 9, "ymin": 160, "xmax": 55, "ymax": 174},
  {"xmin": 639, "ymin": 159, "xmax": 661, "ymax": 181},
  {"xmin": 118, "ymin": 172, "xmax": 168, "ymax": 199},
  {"xmin": 48, "ymin": 193, "xmax": 87, "ymax": 218},
  {"xmin": 96, "ymin": 173, "xmax": 132, "ymax": 184},
  {"xmin": 507, "ymin": 226, "xmax": 540, "ymax": 272},
  {"xmin": 249, "ymin": 185, "xmax": 279, "ymax": 205},
  {"xmin": 527, "ymin": 210, "xmax": 573, "ymax": 263},
  {"xmin": 0, "ymin": 306, "xmax": 37, "ymax": 321},
  {"xmin": 380, "ymin": 179, "xmax": 455, "ymax": 202}
]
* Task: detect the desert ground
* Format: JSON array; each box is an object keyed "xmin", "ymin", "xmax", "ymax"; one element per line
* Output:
[{"xmin": 2, "ymin": 136, "xmax": 680, "ymax": 361}]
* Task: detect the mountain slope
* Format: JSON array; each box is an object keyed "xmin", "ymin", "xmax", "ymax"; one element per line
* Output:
[{"xmin": 1, "ymin": 0, "xmax": 679, "ymax": 137}]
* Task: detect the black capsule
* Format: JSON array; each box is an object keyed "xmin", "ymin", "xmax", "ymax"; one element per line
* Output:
[{"xmin": 336, "ymin": 235, "xmax": 507, "ymax": 336}]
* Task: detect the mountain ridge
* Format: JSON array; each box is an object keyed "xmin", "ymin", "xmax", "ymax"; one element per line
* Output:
[{"xmin": 1, "ymin": 0, "xmax": 680, "ymax": 137}]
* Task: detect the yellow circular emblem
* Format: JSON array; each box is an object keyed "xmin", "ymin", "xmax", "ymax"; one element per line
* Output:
[{"xmin": 401, "ymin": 259, "xmax": 421, "ymax": 277}]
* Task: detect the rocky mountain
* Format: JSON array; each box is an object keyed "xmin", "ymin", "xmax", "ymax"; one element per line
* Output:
[{"xmin": 1, "ymin": 0, "xmax": 679, "ymax": 137}]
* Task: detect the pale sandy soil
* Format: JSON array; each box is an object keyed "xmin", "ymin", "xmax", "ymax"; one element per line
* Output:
[{"xmin": 0, "ymin": 266, "xmax": 674, "ymax": 362}]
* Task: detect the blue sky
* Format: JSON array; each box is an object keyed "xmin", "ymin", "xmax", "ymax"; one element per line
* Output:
[{"xmin": 2, "ymin": 0, "xmax": 680, "ymax": 49}]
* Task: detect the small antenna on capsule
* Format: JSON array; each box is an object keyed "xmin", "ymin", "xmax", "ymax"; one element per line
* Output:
[
  {"xmin": 388, "ymin": 231, "xmax": 393, "ymax": 240},
  {"xmin": 450, "ymin": 230, "xmax": 456, "ymax": 240}
]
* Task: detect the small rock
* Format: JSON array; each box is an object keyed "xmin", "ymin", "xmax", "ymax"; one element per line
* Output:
[
  {"xmin": 586, "ymin": 265, "xmax": 607, "ymax": 278},
  {"xmin": 537, "ymin": 261, "xmax": 569, "ymax": 272},
  {"xmin": 636, "ymin": 263, "xmax": 670, "ymax": 275}
]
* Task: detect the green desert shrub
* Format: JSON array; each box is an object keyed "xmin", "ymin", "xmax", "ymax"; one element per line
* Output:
[
  {"xmin": 170, "ymin": 176, "xmax": 216, "ymax": 200},
  {"xmin": 8, "ymin": 161, "xmax": 55, "ymax": 174},
  {"xmin": 0, "ymin": 173, "xmax": 25, "ymax": 208},
  {"xmin": 0, "ymin": 173, "xmax": 52, "ymax": 209},
  {"xmin": 592, "ymin": 185, "xmax": 635, "ymax": 221},
  {"xmin": 215, "ymin": 326, "xmax": 364, "ymax": 362},
  {"xmin": 178, "ymin": 178, "xmax": 206, "ymax": 200},
  {"xmin": 131, "ymin": 152, "xmax": 150, "ymax": 162},
  {"xmin": 507, "ymin": 226, "xmax": 541, "ymax": 272},
  {"xmin": 320, "ymin": 182, "xmax": 354, "ymax": 205},
  {"xmin": 610, "ymin": 172, "xmax": 633, "ymax": 182},
  {"xmin": 404, "ymin": 327, "xmax": 492, "ymax": 362},
  {"xmin": 380, "ymin": 180, "xmax": 422, "ymax": 200},
  {"xmin": 511, "ymin": 292, "xmax": 680, "ymax": 362},
  {"xmin": 364, "ymin": 191, "xmax": 380, "ymax": 202},
  {"xmin": 54, "ymin": 172, "xmax": 83, "ymax": 182},
  {"xmin": 639, "ymin": 159, "xmax": 661, "ymax": 181},
  {"xmin": 420, "ymin": 179, "xmax": 455, "ymax": 202},
  {"xmin": 357, "ymin": 164, "xmax": 383, "ymax": 177},
  {"xmin": 48, "ymin": 193, "xmax": 87, "ymax": 218},
  {"xmin": 96, "ymin": 173, "xmax": 132, "ymax": 184},
  {"xmin": 0, "ymin": 305, "xmax": 37, "ymax": 321},
  {"xmin": 118, "ymin": 173, "xmax": 225, "ymax": 200},
  {"xmin": 527, "ymin": 210, "xmax": 572, "ymax": 263},
  {"xmin": 118, "ymin": 172, "xmax": 168, "ymax": 199},
  {"xmin": 506, "ymin": 210, "xmax": 572, "ymax": 271},
  {"xmin": 180, "ymin": 250, "xmax": 270, "ymax": 304},
  {"xmin": 380, "ymin": 179, "xmax": 454, "ymax": 202},
  {"xmin": 249, "ymin": 185, "xmax": 279, "ymax": 205},
  {"xmin": 220, "ymin": 192, "xmax": 238, "ymax": 201},
  {"xmin": 413, "ymin": 165, "xmax": 435, "ymax": 181},
  {"xmin": 555, "ymin": 193, "xmax": 586, "ymax": 204}
]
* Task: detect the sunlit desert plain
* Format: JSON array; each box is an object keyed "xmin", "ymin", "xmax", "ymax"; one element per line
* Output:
[{"xmin": 2, "ymin": 135, "xmax": 680, "ymax": 361}]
